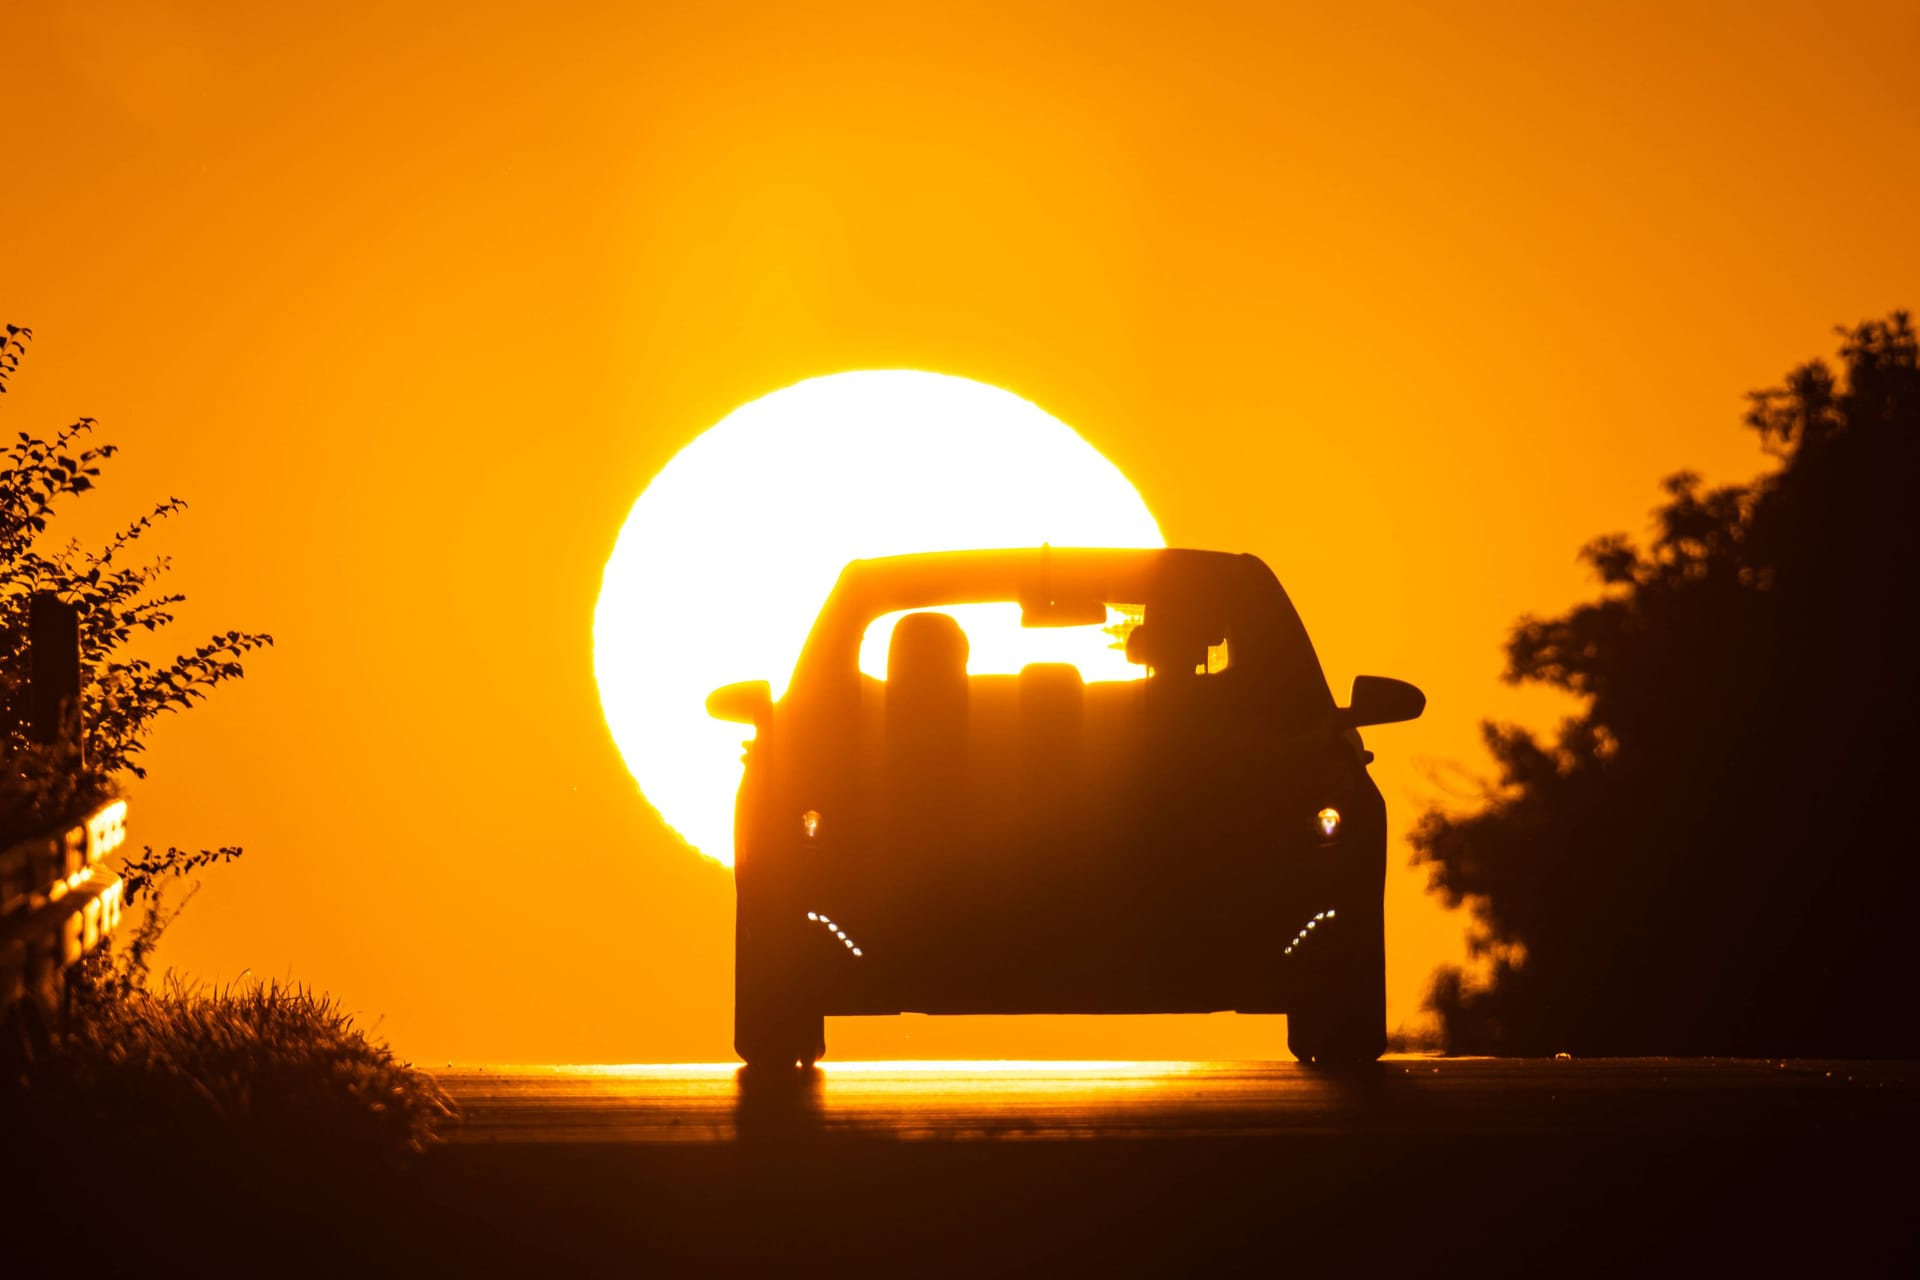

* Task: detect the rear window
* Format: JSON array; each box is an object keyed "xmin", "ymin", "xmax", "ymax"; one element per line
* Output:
[
  {"xmin": 859, "ymin": 603, "xmax": 1147, "ymax": 683},
  {"xmin": 857, "ymin": 602, "xmax": 1236, "ymax": 682}
]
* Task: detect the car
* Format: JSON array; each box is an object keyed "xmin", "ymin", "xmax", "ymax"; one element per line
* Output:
[{"xmin": 707, "ymin": 546, "xmax": 1424, "ymax": 1068}]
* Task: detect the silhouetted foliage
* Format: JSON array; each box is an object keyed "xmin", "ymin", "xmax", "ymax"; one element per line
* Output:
[
  {"xmin": 1, "ymin": 330, "xmax": 449, "ymax": 1237},
  {"xmin": 1414, "ymin": 314, "xmax": 1920, "ymax": 1055},
  {"xmin": 0, "ymin": 324, "xmax": 272, "ymax": 843},
  {"xmin": 120, "ymin": 841, "xmax": 247, "ymax": 907},
  {"xmin": 6, "ymin": 944, "xmax": 455, "ymax": 1182}
]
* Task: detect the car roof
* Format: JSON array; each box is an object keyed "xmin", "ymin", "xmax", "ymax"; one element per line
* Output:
[{"xmin": 833, "ymin": 546, "xmax": 1274, "ymax": 609}]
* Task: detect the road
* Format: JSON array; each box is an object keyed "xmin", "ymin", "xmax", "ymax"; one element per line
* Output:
[
  {"xmin": 440, "ymin": 1056, "xmax": 1919, "ymax": 1143},
  {"xmin": 378, "ymin": 1058, "xmax": 1920, "ymax": 1274}
]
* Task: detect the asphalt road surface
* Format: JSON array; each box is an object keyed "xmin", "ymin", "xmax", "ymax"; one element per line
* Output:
[
  {"xmin": 440, "ymin": 1056, "xmax": 1919, "ymax": 1143},
  {"xmin": 57, "ymin": 1058, "xmax": 1908, "ymax": 1275},
  {"xmin": 370, "ymin": 1058, "xmax": 1919, "ymax": 1274}
]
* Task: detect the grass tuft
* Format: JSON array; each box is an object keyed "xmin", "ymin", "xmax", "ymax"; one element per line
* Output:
[
  {"xmin": 2, "ymin": 883, "xmax": 457, "ymax": 1259},
  {"xmin": 18, "ymin": 971, "xmax": 457, "ymax": 1163}
]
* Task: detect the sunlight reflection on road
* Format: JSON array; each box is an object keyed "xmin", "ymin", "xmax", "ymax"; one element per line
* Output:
[
  {"xmin": 438, "ymin": 1057, "xmax": 1919, "ymax": 1145},
  {"xmin": 444, "ymin": 1059, "xmax": 1345, "ymax": 1142}
]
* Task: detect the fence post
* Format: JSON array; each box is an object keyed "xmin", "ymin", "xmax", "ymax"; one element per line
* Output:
[{"xmin": 28, "ymin": 592, "xmax": 81, "ymax": 764}]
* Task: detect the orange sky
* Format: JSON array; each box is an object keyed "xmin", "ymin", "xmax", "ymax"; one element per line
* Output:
[{"xmin": 7, "ymin": 0, "xmax": 1918, "ymax": 1062}]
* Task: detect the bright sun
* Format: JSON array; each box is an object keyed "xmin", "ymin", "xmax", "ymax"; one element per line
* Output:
[{"xmin": 594, "ymin": 370, "xmax": 1163, "ymax": 866}]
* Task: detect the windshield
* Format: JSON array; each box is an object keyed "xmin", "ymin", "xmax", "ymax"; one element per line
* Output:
[
  {"xmin": 856, "ymin": 601, "xmax": 1239, "ymax": 683},
  {"xmin": 786, "ymin": 548, "xmax": 1330, "ymax": 723},
  {"xmin": 859, "ymin": 602, "xmax": 1149, "ymax": 684}
]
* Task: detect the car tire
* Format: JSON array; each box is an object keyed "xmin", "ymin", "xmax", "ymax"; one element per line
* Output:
[
  {"xmin": 735, "ymin": 1008, "xmax": 825, "ymax": 1070},
  {"xmin": 1286, "ymin": 903, "xmax": 1386, "ymax": 1066},
  {"xmin": 735, "ymin": 913, "xmax": 827, "ymax": 1069}
]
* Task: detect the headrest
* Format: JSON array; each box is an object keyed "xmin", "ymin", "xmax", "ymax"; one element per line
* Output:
[
  {"xmin": 1124, "ymin": 625, "xmax": 1155, "ymax": 666},
  {"xmin": 887, "ymin": 612, "xmax": 970, "ymax": 686},
  {"xmin": 1124, "ymin": 621, "xmax": 1224, "ymax": 671},
  {"xmin": 1019, "ymin": 662, "xmax": 1084, "ymax": 687}
]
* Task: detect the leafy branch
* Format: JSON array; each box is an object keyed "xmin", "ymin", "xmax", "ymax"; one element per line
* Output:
[{"xmin": 1, "ymin": 324, "xmax": 272, "ymax": 850}]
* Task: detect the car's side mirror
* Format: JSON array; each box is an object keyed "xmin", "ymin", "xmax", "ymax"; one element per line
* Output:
[
  {"xmin": 1339, "ymin": 675, "xmax": 1425, "ymax": 728},
  {"xmin": 706, "ymin": 680, "xmax": 773, "ymax": 728}
]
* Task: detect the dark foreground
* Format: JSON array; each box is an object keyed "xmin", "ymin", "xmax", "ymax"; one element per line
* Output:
[{"xmin": 23, "ymin": 1058, "xmax": 1920, "ymax": 1275}]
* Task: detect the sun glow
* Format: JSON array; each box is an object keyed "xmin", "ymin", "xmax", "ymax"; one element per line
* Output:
[{"xmin": 594, "ymin": 370, "xmax": 1162, "ymax": 865}]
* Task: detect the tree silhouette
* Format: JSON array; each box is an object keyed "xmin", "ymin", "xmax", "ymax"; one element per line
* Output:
[
  {"xmin": 1414, "ymin": 313, "xmax": 1920, "ymax": 1056},
  {"xmin": 0, "ymin": 324, "xmax": 272, "ymax": 844}
]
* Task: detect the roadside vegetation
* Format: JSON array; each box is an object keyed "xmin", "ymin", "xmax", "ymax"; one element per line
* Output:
[
  {"xmin": 1, "ymin": 325, "xmax": 452, "ymax": 1200},
  {"xmin": 24, "ymin": 940, "xmax": 452, "ymax": 1171},
  {"xmin": 1415, "ymin": 313, "xmax": 1920, "ymax": 1056}
]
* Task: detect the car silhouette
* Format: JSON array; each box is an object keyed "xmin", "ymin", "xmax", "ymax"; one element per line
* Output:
[{"xmin": 707, "ymin": 547, "xmax": 1424, "ymax": 1068}]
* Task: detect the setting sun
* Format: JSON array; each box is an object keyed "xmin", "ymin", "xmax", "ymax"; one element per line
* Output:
[{"xmin": 593, "ymin": 370, "xmax": 1163, "ymax": 865}]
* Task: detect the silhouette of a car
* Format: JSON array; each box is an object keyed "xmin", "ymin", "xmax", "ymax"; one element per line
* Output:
[{"xmin": 708, "ymin": 547, "xmax": 1424, "ymax": 1067}]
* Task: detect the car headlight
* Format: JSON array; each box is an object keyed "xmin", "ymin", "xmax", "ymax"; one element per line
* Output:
[{"xmin": 1316, "ymin": 806, "xmax": 1342, "ymax": 840}]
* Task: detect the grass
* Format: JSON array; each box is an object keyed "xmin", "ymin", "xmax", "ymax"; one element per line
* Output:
[
  {"xmin": 3, "ymin": 961, "xmax": 457, "ymax": 1264},
  {"xmin": 11, "ymin": 970, "xmax": 455, "ymax": 1164},
  {"xmin": 5, "ymin": 862, "xmax": 454, "ymax": 1165},
  {"xmin": 3, "ymin": 923, "xmax": 457, "ymax": 1262}
]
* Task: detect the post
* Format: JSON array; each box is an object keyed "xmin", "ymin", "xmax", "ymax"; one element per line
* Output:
[{"xmin": 28, "ymin": 592, "xmax": 81, "ymax": 763}]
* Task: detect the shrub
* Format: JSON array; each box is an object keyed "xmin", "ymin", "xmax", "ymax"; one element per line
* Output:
[{"xmin": 0, "ymin": 322, "xmax": 272, "ymax": 843}]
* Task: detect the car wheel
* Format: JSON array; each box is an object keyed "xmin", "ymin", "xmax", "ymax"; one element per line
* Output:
[
  {"xmin": 799, "ymin": 1014, "xmax": 826, "ymax": 1067},
  {"xmin": 735, "ymin": 913, "xmax": 826, "ymax": 1069},
  {"xmin": 736, "ymin": 1008, "xmax": 825, "ymax": 1070},
  {"xmin": 1287, "ymin": 904, "xmax": 1386, "ymax": 1066}
]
